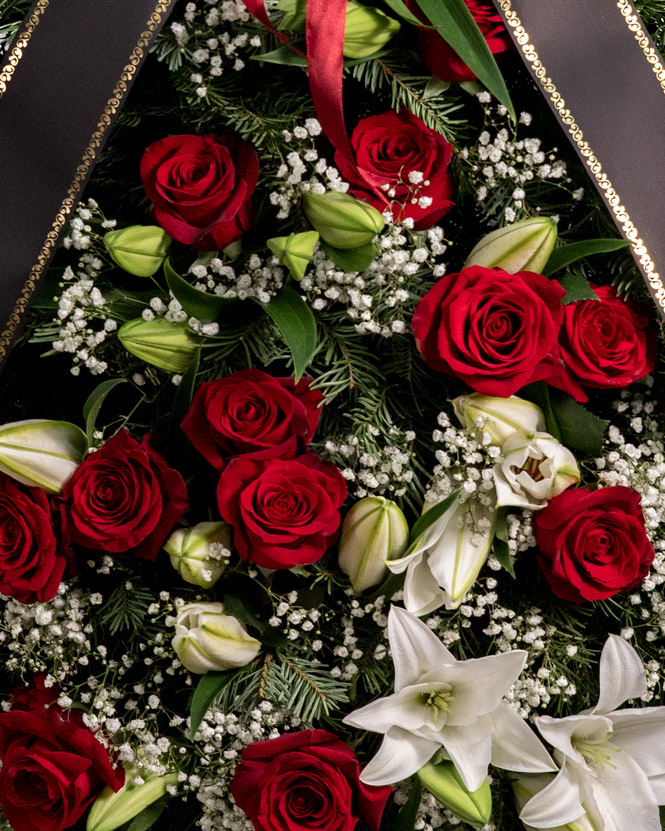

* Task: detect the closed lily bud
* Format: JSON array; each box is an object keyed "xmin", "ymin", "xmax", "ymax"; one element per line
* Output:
[
  {"xmin": 452, "ymin": 393, "xmax": 546, "ymax": 448},
  {"xmin": 303, "ymin": 191, "xmax": 385, "ymax": 249},
  {"xmin": 0, "ymin": 419, "xmax": 87, "ymax": 493},
  {"xmin": 87, "ymin": 766, "xmax": 178, "ymax": 831},
  {"xmin": 104, "ymin": 225, "xmax": 172, "ymax": 277},
  {"xmin": 267, "ymin": 231, "xmax": 319, "ymax": 281},
  {"xmin": 418, "ymin": 760, "xmax": 492, "ymax": 827},
  {"xmin": 464, "ymin": 216, "xmax": 557, "ymax": 274},
  {"xmin": 172, "ymin": 602, "xmax": 261, "ymax": 674},
  {"xmin": 118, "ymin": 318, "xmax": 200, "ymax": 373},
  {"xmin": 338, "ymin": 496, "xmax": 408, "ymax": 593},
  {"xmin": 343, "ymin": 2, "xmax": 401, "ymax": 59},
  {"xmin": 164, "ymin": 521, "xmax": 230, "ymax": 588},
  {"xmin": 513, "ymin": 774, "xmax": 597, "ymax": 831}
]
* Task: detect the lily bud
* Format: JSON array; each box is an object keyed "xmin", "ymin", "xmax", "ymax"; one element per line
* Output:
[
  {"xmin": 267, "ymin": 231, "xmax": 319, "ymax": 280},
  {"xmin": 338, "ymin": 496, "xmax": 408, "ymax": 593},
  {"xmin": 164, "ymin": 521, "xmax": 230, "ymax": 588},
  {"xmin": 118, "ymin": 318, "xmax": 200, "ymax": 373},
  {"xmin": 464, "ymin": 216, "xmax": 557, "ymax": 274},
  {"xmin": 452, "ymin": 393, "xmax": 546, "ymax": 448},
  {"xmin": 87, "ymin": 766, "xmax": 178, "ymax": 831},
  {"xmin": 513, "ymin": 774, "xmax": 598, "ymax": 831},
  {"xmin": 0, "ymin": 419, "xmax": 87, "ymax": 493},
  {"xmin": 172, "ymin": 602, "xmax": 261, "ymax": 674},
  {"xmin": 343, "ymin": 2, "xmax": 401, "ymax": 59},
  {"xmin": 303, "ymin": 191, "xmax": 385, "ymax": 249},
  {"xmin": 104, "ymin": 225, "xmax": 172, "ymax": 277},
  {"xmin": 418, "ymin": 760, "xmax": 492, "ymax": 827}
]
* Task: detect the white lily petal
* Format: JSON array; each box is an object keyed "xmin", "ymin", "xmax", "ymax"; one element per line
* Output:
[
  {"xmin": 494, "ymin": 465, "xmax": 540, "ymax": 510},
  {"xmin": 439, "ymin": 715, "xmax": 493, "ymax": 792},
  {"xmin": 359, "ymin": 727, "xmax": 439, "ymax": 786},
  {"xmin": 608, "ymin": 707, "xmax": 665, "ymax": 778},
  {"xmin": 342, "ymin": 685, "xmax": 430, "ymax": 734},
  {"xmin": 401, "ymin": 552, "xmax": 450, "ymax": 617},
  {"xmin": 591, "ymin": 634, "xmax": 646, "ymax": 715},
  {"xmin": 490, "ymin": 702, "xmax": 556, "ymax": 775},
  {"xmin": 403, "ymin": 497, "xmax": 459, "ymax": 560},
  {"xmin": 444, "ymin": 651, "xmax": 526, "ymax": 726},
  {"xmin": 389, "ymin": 606, "xmax": 456, "ymax": 690},
  {"xmin": 647, "ymin": 772, "xmax": 665, "ymax": 802},
  {"xmin": 536, "ymin": 714, "xmax": 612, "ymax": 767},
  {"xmin": 519, "ymin": 762, "xmax": 586, "ymax": 829}
]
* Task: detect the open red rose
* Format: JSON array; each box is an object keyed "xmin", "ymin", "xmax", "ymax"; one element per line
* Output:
[
  {"xmin": 558, "ymin": 283, "xmax": 657, "ymax": 391},
  {"xmin": 230, "ymin": 730, "xmax": 391, "ymax": 831},
  {"xmin": 61, "ymin": 430, "xmax": 188, "ymax": 561},
  {"xmin": 140, "ymin": 133, "xmax": 258, "ymax": 250},
  {"xmin": 182, "ymin": 370, "xmax": 323, "ymax": 472},
  {"xmin": 335, "ymin": 109, "xmax": 454, "ymax": 228},
  {"xmin": 412, "ymin": 265, "xmax": 566, "ymax": 396},
  {"xmin": 217, "ymin": 453, "xmax": 347, "ymax": 569},
  {"xmin": 535, "ymin": 486, "xmax": 654, "ymax": 604},
  {"xmin": 0, "ymin": 696, "xmax": 124, "ymax": 831}
]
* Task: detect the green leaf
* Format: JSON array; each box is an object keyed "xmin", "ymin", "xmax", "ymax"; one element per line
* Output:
[
  {"xmin": 190, "ymin": 669, "xmax": 245, "ymax": 738},
  {"xmin": 394, "ymin": 777, "xmax": 422, "ymax": 831},
  {"xmin": 256, "ymin": 284, "xmax": 317, "ymax": 382},
  {"xmin": 83, "ymin": 378, "xmax": 128, "ymax": 443},
  {"xmin": 252, "ymin": 45, "xmax": 308, "ymax": 67},
  {"xmin": 543, "ymin": 239, "xmax": 630, "ymax": 276},
  {"xmin": 164, "ymin": 259, "xmax": 238, "ymax": 323},
  {"xmin": 557, "ymin": 271, "xmax": 600, "ymax": 305},
  {"xmin": 493, "ymin": 508, "xmax": 516, "ymax": 578},
  {"xmin": 321, "ymin": 240, "xmax": 377, "ymax": 272},
  {"xmin": 408, "ymin": 490, "xmax": 460, "ymax": 546},
  {"xmin": 125, "ymin": 796, "xmax": 169, "ymax": 831},
  {"xmin": 170, "ymin": 347, "xmax": 200, "ymax": 440},
  {"xmin": 413, "ymin": 0, "xmax": 515, "ymax": 119},
  {"xmin": 423, "ymin": 76, "xmax": 451, "ymax": 99},
  {"xmin": 382, "ymin": 0, "xmax": 427, "ymax": 26}
]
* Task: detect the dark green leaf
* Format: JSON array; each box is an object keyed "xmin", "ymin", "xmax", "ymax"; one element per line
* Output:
[
  {"xmin": 252, "ymin": 45, "xmax": 308, "ymax": 66},
  {"xmin": 33, "ymin": 268, "xmax": 66, "ymax": 310},
  {"xmin": 125, "ymin": 797, "xmax": 169, "ymax": 831},
  {"xmin": 394, "ymin": 778, "xmax": 422, "ymax": 831},
  {"xmin": 543, "ymin": 239, "xmax": 630, "ymax": 276},
  {"xmin": 321, "ymin": 241, "xmax": 377, "ymax": 272},
  {"xmin": 423, "ymin": 77, "xmax": 451, "ymax": 99},
  {"xmin": 170, "ymin": 348, "xmax": 200, "ymax": 439},
  {"xmin": 493, "ymin": 508, "xmax": 516, "ymax": 578},
  {"xmin": 413, "ymin": 0, "xmax": 515, "ymax": 119},
  {"xmin": 164, "ymin": 259, "xmax": 238, "ymax": 323},
  {"xmin": 190, "ymin": 670, "xmax": 245, "ymax": 738},
  {"xmin": 382, "ymin": 0, "xmax": 427, "ymax": 26},
  {"xmin": 558, "ymin": 271, "xmax": 601, "ymax": 305},
  {"xmin": 256, "ymin": 284, "xmax": 317, "ymax": 382},
  {"xmin": 408, "ymin": 490, "xmax": 460, "ymax": 546},
  {"xmin": 83, "ymin": 378, "xmax": 128, "ymax": 443}
]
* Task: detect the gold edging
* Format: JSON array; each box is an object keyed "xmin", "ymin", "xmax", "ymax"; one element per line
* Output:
[
  {"xmin": 617, "ymin": 0, "xmax": 665, "ymax": 96},
  {"xmin": 0, "ymin": 1, "xmax": 173, "ymax": 360},
  {"xmin": 0, "ymin": 0, "xmax": 49, "ymax": 100},
  {"xmin": 497, "ymin": 0, "xmax": 665, "ymax": 316}
]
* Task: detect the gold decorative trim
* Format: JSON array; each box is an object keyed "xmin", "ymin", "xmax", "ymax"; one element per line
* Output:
[
  {"xmin": 0, "ymin": 1, "xmax": 173, "ymax": 360},
  {"xmin": 0, "ymin": 0, "xmax": 49, "ymax": 99},
  {"xmin": 497, "ymin": 0, "xmax": 665, "ymax": 316},
  {"xmin": 617, "ymin": 0, "xmax": 665, "ymax": 95}
]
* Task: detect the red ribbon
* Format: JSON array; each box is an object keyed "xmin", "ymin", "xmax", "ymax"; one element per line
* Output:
[{"xmin": 241, "ymin": 0, "xmax": 289, "ymax": 41}]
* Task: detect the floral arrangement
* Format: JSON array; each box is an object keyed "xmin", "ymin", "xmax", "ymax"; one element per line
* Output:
[{"xmin": 0, "ymin": 1, "xmax": 665, "ymax": 831}]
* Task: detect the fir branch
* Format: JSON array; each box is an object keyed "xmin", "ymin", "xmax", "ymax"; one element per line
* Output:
[
  {"xmin": 267, "ymin": 656, "xmax": 350, "ymax": 724},
  {"xmin": 99, "ymin": 582, "xmax": 155, "ymax": 635}
]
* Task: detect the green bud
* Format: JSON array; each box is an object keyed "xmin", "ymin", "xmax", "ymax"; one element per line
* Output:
[
  {"xmin": 267, "ymin": 231, "xmax": 319, "ymax": 281},
  {"xmin": 338, "ymin": 496, "xmax": 408, "ymax": 593},
  {"xmin": 464, "ymin": 216, "xmax": 557, "ymax": 274},
  {"xmin": 0, "ymin": 419, "xmax": 87, "ymax": 493},
  {"xmin": 452, "ymin": 393, "xmax": 546, "ymax": 448},
  {"xmin": 118, "ymin": 318, "xmax": 200, "ymax": 373},
  {"xmin": 512, "ymin": 774, "xmax": 598, "ymax": 831},
  {"xmin": 303, "ymin": 191, "xmax": 385, "ymax": 249},
  {"xmin": 165, "ymin": 521, "xmax": 230, "ymax": 588},
  {"xmin": 104, "ymin": 226, "xmax": 172, "ymax": 277},
  {"xmin": 343, "ymin": 2, "xmax": 401, "ymax": 59},
  {"xmin": 277, "ymin": 0, "xmax": 307, "ymax": 31},
  {"xmin": 418, "ymin": 760, "xmax": 492, "ymax": 827},
  {"xmin": 87, "ymin": 766, "xmax": 178, "ymax": 831}
]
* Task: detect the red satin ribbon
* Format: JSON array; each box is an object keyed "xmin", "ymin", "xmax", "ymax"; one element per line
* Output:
[{"xmin": 241, "ymin": 0, "xmax": 289, "ymax": 41}]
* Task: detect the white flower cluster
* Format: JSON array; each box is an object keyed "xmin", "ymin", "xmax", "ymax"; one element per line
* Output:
[{"xmin": 188, "ymin": 252, "xmax": 285, "ymax": 304}]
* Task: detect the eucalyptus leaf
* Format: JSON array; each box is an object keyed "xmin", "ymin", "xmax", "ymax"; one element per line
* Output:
[
  {"xmin": 164, "ymin": 259, "xmax": 238, "ymax": 323},
  {"xmin": 83, "ymin": 378, "xmax": 128, "ymax": 444},
  {"xmin": 256, "ymin": 284, "xmax": 317, "ymax": 382},
  {"xmin": 543, "ymin": 238, "xmax": 630, "ymax": 276}
]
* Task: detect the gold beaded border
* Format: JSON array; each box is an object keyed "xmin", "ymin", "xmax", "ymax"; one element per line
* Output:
[
  {"xmin": 0, "ymin": 0, "xmax": 49, "ymax": 100},
  {"xmin": 0, "ymin": 1, "xmax": 173, "ymax": 361},
  {"xmin": 617, "ymin": 0, "xmax": 665, "ymax": 95},
  {"xmin": 496, "ymin": 0, "xmax": 665, "ymax": 316}
]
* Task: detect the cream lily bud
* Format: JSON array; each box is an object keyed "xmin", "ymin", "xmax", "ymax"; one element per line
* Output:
[
  {"xmin": 172, "ymin": 602, "xmax": 261, "ymax": 674},
  {"xmin": 452, "ymin": 393, "xmax": 546, "ymax": 448},
  {"xmin": 418, "ymin": 760, "xmax": 492, "ymax": 827},
  {"xmin": 267, "ymin": 231, "xmax": 319, "ymax": 280},
  {"xmin": 165, "ymin": 521, "xmax": 230, "ymax": 588},
  {"xmin": 512, "ymin": 774, "xmax": 598, "ymax": 831},
  {"xmin": 303, "ymin": 191, "xmax": 385, "ymax": 249},
  {"xmin": 343, "ymin": 2, "xmax": 401, "ymax": 59},
  {"xmin": 464, "ymin": 216, "xmax": 557, "ymax": 274},
  {"xmin": 87, "ymin": 766, "xmax": 178, "ymax": 831},
  {"xmin": 338, "ymin": 496, "xmax": 409, "ymax": 593},
  {"xmin": 494, "ymin": 431, "xmax": 580, "ymax": 511},
  {"xmin": 0, "ymin": 419, "xmax": 87, "ymax": 493},
  {"xmin": 104, "ymin": 225, "xmax": 172, "ymax": 277},
  {"xmin": 118, "ymin": 318, "xmax": 200, "ymax": 373}
]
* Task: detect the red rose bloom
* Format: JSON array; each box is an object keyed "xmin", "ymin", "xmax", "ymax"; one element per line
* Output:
[
  {"xmin": 217, "ymin": 453, "xmax": 347, "ymax": 569},
  {"xmin": 140, "ymin": 133, "xmax": 259, "ymax": 250},
  {"xmin": 11, "ymin": 675, "xmax": 59, "ymax": 713},
  {"xmin": 182, "ymin": 370, "xmax": 323, "ymax": 472},
  {"xmin": 535, "ymin": 487, "xmax": 654, "ymax": 604},
  {"xmin": 230, "ymin": 730, "xmax": 391, "ymax": 831},
  {"xmin": 0, "ymin": 694, "xmax": 124, "ymax": 831},
  {"xmin": 412, "ymin": 265, "xmax": 566, "ymax": 396},
  {"xmin": 558, "ymin": 283, "xmax": 657, "ymax": 391},
  {"xmin": 0, "ymin": 474, "xmax": 70, "ymax": 604},
  {"xmin": 335, "ymin": 109, "xmax": 454, "ymax": 228},
  {"xmin": 61, "ymin": 430, "xmax": 188, "ymax": 561}
]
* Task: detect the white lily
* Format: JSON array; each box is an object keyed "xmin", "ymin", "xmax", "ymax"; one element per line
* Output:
[
  {"xmin": 520, "ymin": 635, "xmax": 665, "ymax": 831},
  {"xmin": 452, "ymin": 393, "xmax": 546, "ymax": 448},
  {"xmin": 343, "ymin": 606, "xmax": 556, "ymax": 789}
]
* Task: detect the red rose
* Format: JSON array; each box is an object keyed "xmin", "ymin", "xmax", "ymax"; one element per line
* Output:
[
  {"xmin": 412, "ymin": 265, "xmax": 566, "ymax": 396},
  {"xmin": 140, "ymin": 133, "xmax": 259, "ymax": 250},
  {"xmin": 535, "ymin": 486, "xmax": 654, "ymax": 604},
  {"xmin": 335, "ymin": 109, "xmax": 454, "ymax": 228},
  {"xmin": 61, "ymin": 430, "xmax": 188, "ymax": 561},
  {"xmin": 0, "ymin": 474, "xmax": 70, "ymax": 604},
  {"xmin": 11, "ymin": 675, "xmax": 59, "ymax": 712},
  {"xmin": 230, "ymin": 730, "xmax": 391, "ymax": 831},
  {"xmin": 182, "ymin": 370, "xmax": 323, "ymax": 471},
  {"xmin": 217, "ymin": 453, "xmax": 347, "ymax": 569},
  {"xmin": 558, "ymin": 284, "xmax": 657, "ymax": 391},
  {"xmin": 0, "ymin": 695, "xmax": 124, "ymax": 831}
]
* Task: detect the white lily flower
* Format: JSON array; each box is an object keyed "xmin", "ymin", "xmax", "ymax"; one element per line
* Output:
[
  {"xmin": 344, "ymin": 606, "xmax": 556, "ymax": 789},
  {"xmin": 520, "ymin": 635, "xmax": 665, "ymax": 831},
  {"xmin": 494, "ymin": 431, "xmax": 580, "ymax": 511},
  {"xmin": 452, "ymin": 393, "xmax": 546, "ymax": 448}
]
